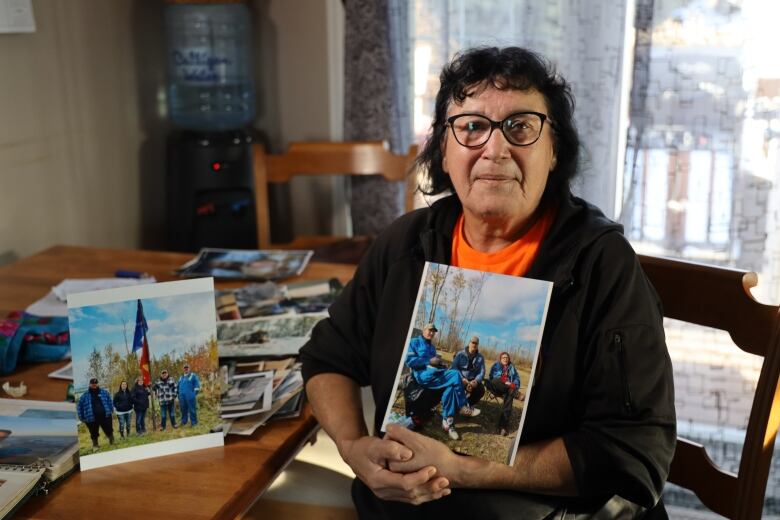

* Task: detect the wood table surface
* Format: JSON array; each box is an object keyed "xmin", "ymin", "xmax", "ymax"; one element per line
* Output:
[{"xmin": 0, "ymin": 245, "xmax": 356, "ymax": 519}]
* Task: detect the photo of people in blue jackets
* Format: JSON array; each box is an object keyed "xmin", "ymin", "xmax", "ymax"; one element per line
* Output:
[
  {"xmin": 73, "ymin": 362, "xmax": 217, "ymax": 458},
  {"xmin": 68, "ymin": 285, "xmax": 222, "ymax": 463},
  {"xmin": 383, "ymin": 262, "xmax": 551, "ymax": 465}
]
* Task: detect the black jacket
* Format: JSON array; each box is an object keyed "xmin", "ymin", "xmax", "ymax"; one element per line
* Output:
[
  {"xmin": 131, "ymin": 383, "xmax": 150, "ymax": 411},
  {"xmin": 113, "ymin": 388, "xmax": 133, "ymax": 413},
  {"xmin": 301, "ymin": 194, "xmax": 676, "ymax": 510}
]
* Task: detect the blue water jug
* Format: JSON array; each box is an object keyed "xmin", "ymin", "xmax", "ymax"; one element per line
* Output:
[{"xmin": 165, "ymin": 2, "xmax": 255, "ymax": 131}]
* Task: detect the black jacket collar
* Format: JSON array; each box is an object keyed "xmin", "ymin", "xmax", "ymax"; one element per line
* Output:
[{"xmin": 418, "ymin": 193, "xmax": 622, "ymax": 286}]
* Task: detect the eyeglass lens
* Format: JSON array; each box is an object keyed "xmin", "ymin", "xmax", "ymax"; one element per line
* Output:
[{"xmin": 449, "ymin": 113, "xmax": 544, "ymax": 147}]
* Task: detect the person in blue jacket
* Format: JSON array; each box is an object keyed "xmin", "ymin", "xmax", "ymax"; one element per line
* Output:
[
  {"xmin": 405, "ymin": 323, "xmax": 480, "ymax": 440},
  {"xmin": 77, "ymin": 377, "xmax": 115, "ymax": 451},
  {"xmin": 177, "ymin": 363, "xmax": 201, "ymax": 427},
  {"xmin": 451, "ymin": 336, "xmax": 485, "ymax": 406},
  {"xmin": 486, "ymin": 352, "xmax": 521, "ymax": 436}
]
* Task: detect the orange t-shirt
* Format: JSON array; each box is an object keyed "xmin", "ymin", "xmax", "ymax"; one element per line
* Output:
[{"xmin": 451, "ymin": 208, "xmax": 556, "ymax": 277}]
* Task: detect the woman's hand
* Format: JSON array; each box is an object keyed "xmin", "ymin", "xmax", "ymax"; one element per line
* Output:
[
  {"xmin": 385, "ymin": 424, "xmax": 461, "ymax": 485},
  {"xmin": 339, "ymin": 434, "xmax": 451, "ymax": 504},
  {"xmin": 306, "ymin": 373, "xmax": 450, "ymax": 504}
]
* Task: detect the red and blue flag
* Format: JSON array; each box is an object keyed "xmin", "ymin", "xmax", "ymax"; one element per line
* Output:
[{"xmin": 132, "ymin": 299, "xmax": 151, "ymax": 385}]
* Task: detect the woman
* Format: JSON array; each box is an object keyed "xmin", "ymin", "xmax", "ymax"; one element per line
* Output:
[
  {"xmin": 113, "ymin": 380, "xmax": 133, "ymax": 439},
  {"xmin": 300, "ymin": 47, "xmax": 675, "ymax": 518},
  {"xmin": 131, "ymin": 376, "xmax": 150, "ymax": 435},
  {"xmin": 486, "ymin": 352, "xmax": 521, "ymax": 436}
]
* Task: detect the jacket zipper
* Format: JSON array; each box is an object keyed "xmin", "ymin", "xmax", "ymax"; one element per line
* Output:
[{"xmin": 614, "ymin": 332, "xmax": 634, "ymax": 415}]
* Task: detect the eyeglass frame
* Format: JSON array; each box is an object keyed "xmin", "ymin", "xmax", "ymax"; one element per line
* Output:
[{"xmin": 444, "ymin": 111, "xmax": 550, "ymax": 149}]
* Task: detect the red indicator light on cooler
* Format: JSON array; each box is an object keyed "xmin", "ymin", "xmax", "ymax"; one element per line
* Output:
[
  {"xmin": 211, "ymin": 162, "xmax": 222, "ymax": 172},
  {"xmin": 196, "ymin": 202, "xmax": 216, "ymax": 216}
]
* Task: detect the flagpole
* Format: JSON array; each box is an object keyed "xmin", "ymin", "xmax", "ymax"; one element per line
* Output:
[
  {"xmin": 133, "ymin": 299, "xmax": 158, "ymax": 433},
  {"xmin": 145, "ymin": 329, "xmax": 158, "ymax": 432}
]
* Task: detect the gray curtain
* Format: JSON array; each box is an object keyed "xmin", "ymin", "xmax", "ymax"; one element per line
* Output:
[{"xmin": 343, "ymin": 0, "xmax": 412, "ymax": 235}]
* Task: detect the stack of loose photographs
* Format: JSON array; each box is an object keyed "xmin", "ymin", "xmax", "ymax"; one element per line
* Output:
[
  {"xmin": 179, "ymin": 249, "xmax": 339, "ymax": 435},
  {"xmin": 175, "ymin": 248, "xmax": 313, "ymax": 281},
  {"xmin": 215, "ymin": 277, "xmax": 341, "ymax": 435}
]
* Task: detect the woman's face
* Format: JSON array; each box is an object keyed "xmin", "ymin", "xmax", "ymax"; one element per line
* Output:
[
  {"xmin": 500, "ymin": 354, "xmax": 510, "ymax": 365},
  {"xmin": 442, "ymin": 86, "xmax": 556, "ymax": 231},
  {"xmin": 120, "ymin": 381, "xmax": 128, "ymax": 390},
  {"xmin": 136, "ymin": 377, "xmax": 143, "ymax": 385}
]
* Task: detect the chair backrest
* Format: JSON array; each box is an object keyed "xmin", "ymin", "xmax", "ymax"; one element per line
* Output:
[
  {"xmin": 638, "ymin": 254, "xmax": 780, "ymax": 519},
  {"xmin": 252, "ymin": 141, "xmax": 419, "ymax": 248}
]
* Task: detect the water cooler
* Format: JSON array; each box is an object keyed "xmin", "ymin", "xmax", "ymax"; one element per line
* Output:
[{"xmin": 164, "ymin": 1, "xmax": 258, "ymax": 251}]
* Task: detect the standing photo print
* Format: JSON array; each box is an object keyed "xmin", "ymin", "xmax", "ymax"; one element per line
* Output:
[{"xmin": 67, "ymin": 278, "xmax": 222, "ymax": 470}]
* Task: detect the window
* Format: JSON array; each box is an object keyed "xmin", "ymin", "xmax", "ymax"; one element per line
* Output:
[{"xmin": 410, "ymin": 1, "xmax": 780, "ymax": 516}]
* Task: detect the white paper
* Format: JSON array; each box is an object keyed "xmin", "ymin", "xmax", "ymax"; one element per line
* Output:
[{"xmin": 26, "ymin": 278, "xmax": 155, "ymax": 317}]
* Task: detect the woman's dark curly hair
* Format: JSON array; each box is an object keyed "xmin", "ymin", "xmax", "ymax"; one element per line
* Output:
[{"xmin": 416, "ymin": 47, "xmax": 580, "ymax": 206}]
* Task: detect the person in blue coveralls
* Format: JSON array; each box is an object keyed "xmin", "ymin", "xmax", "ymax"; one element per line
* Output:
[
  {"xmin": 404, "ymin": 323, "xmax": 480, "ymax": 440},
  {"xmin": 77, "ymin": 377, "xmax": 115, "ymax": 451},
  {"xmin": 451, "ymin": 336, "xmax": 486, "ymax": 406},
  {"xmin": 177, "ymin": 363, "xmax": 201, "ymax": 427}
]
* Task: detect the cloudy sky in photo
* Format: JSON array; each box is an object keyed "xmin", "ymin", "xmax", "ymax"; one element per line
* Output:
[
  {"xmin": 419, "ymin": 263, "xmax": 551, "ymax": 360},
  {"xmin": 69, "ymin": 290, "xmax": 216, "ymax": 385}
]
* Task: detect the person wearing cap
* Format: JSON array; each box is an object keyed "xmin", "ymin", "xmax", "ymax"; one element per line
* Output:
[
  {"xmin": 177, "ymin": 363, "xmax": 201, "ymax": 427},
  {"xmin": 486, "ymin": 352, "xmax": 522, "ymax": 436},
  {"xmin": 404, "ymin": 323, "xmax": 480, "ymax": 441},
  {"xmin": 451, "ymin": 336, "xmax": 485, "ymax": 406},
  {"xmin": 154, "ymin": 369, "xmax": 178, "ymax": 430},
  {"xmin": 77, "ymin": 377, "xmax": 115, "ymax": 451}
]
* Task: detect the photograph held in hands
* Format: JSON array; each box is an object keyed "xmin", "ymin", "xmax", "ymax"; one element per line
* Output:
[{"xmin": 381, "ymin": 262, "xmax": 552, "ymax": 466}]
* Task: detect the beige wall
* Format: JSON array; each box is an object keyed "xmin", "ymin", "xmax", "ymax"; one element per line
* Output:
[
  {"xmin": 0, "ymin": 1, "xmax": 147, "ymax": 263},
  {"xmin": 264, "ymin": 0, "xmax": 346, "ymax": 238},
  {"xmin": 0, "ymin": 0, "xmax": 342, "ymax": 264}
]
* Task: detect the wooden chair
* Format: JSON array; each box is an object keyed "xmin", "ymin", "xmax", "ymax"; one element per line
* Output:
[
  {"xmin": 252, "ymin": 141, "xmax": 418, "ymax": 261},
  {"xmin": 638, "ymin": 254, "xmax": 780, "ymax": 519}
]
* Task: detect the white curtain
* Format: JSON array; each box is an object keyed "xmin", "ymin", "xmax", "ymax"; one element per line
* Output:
[
  {"xmin": 412, "ymin": 0, "xmax": 632, "ymax": 217},
  {"xmin": 515, "ymin": 1, "xmax": 630, "ymax": 217}
]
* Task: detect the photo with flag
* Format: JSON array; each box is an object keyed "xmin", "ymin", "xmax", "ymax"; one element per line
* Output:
[
  {"xmin": 132, "ymin": 300, "xmax": 151, "ymax": 386},
  {"xmin": 66, "ymin": 278, "xmax": 222, "ymax": 470}
]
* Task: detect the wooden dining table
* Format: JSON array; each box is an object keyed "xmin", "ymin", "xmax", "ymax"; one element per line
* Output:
[{"xmin": 0, "ymin": 245, "xmax": 356, "ymax": 519}]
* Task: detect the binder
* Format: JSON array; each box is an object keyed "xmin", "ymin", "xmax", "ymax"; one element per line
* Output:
[
  {"xmin": 0, "ymin": 398, "xmax": 79, "ymax": 514},
  {"xmin": 0, "ymin": 463, "xmax": 46, "ymax": 518}
]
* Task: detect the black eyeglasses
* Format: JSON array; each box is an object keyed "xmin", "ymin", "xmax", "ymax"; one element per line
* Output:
[{"xmin": 445, "ymin": 111, "xmax": 549, "ymax": 148}]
